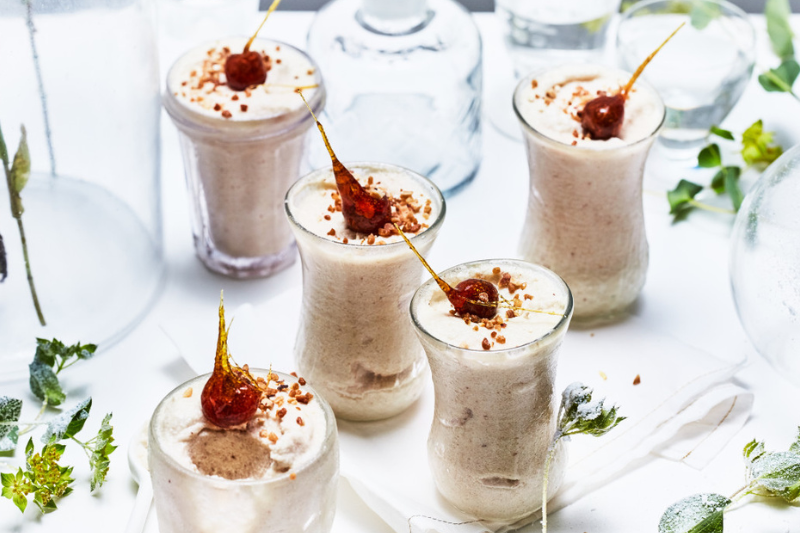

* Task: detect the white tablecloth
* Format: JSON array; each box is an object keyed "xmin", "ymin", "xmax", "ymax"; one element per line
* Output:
[{"xmin": 1, "ymin": 11, "xmax": 799, "ymax": 533}]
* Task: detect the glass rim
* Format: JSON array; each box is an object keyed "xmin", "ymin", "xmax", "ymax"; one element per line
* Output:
[
  {"xmin": 148, "ymin": 369, "xmax": 337, "ymax": 487},
  {"xmin": 617, "ymin": 0, "xmax": 756, "ymax": 55},
  {"xmin": 284, "ymin": 161, "xmax": 447, "ymax": 249},
  {"xmin": 163, "ymin": 38, "xmax": 326, "ymax": 139},
  {"xmin": 409, "ymin": 259, "xmax": 574, "ymax": 357},
  {"xmin": 512, "ymin": 65, "xmax": 666, "ymax": 152}
]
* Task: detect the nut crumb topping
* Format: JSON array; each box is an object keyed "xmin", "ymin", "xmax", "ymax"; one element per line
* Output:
[{"xmin": 183, "ymin": 387, "xmax": 193, "ymax": 398}]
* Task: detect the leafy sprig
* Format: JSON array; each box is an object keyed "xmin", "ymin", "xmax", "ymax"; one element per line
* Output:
[
  {"xmin": 0, "ymin": 338, "xmax": 113, "ymax": 514},
  {"xmin": 658, "ymin": 428, "xmax": 800, "ymax": 532},
  {"xmin": 541, "ymin": 383, "xmax": 625, "ymax": 533},
  {"xmin": 667, "ymin": 121, "xmax": 784, "ymax": 221},
  {"xmin": 0, "ymin": 121, "xmax": 45, "ymax": 325},
  {"xmin": 758, "ymin": 0, "xmax": 799, "ymax": 101},
  {"xmin": 29, "ymin": 338, "xmax": 97, "ymax": 408}
]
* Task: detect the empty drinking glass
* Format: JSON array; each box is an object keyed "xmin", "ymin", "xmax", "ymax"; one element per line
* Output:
[{"xmin": 616, "ymin": 0, "xmax": 755, "ymax": 154}]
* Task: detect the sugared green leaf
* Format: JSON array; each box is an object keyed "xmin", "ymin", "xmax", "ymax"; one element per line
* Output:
[
  {"xmin": 29, "ymin": 361, "xmax": 65, "ymax": 407},
  {"xmin": 558, "ymin": 382, "xmax": 625, "ymax": 439},
  {"xmin": 41, "ymin": 398, "xmax": 91, "ymax": 443},
  {"xmin": 0, "ymin": 397, "xmax": 22, "ymax": 452},
  {"xmin": 658, "ymin": 493, "xmax": 730, "ymax": 533},
  {"xmin": 89, "ymin": 413, "xmax": 116, "ymax": 492}
]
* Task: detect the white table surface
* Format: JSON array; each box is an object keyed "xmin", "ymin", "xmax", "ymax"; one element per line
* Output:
[{"xmin": 2, "ymin": 10, "xmax": 800, "ymax": 533}]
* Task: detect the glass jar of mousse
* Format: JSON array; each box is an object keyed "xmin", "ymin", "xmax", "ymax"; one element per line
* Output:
[
  {"xmin": 149, "ymin": 370, "xmax": 339, "ymax": 533},
  {"xmin": 513, "ymin": 65, "xmax": 665, "ymax": 322},
  {"xmin": 163, "ymin": 38, "xmax": 325, "ymax": 278},
  {"xmin": 285, "ymin": 162, "xmax": 446, "ymax": 421},
  {"xmin": 410, "ymin": 259, "xmax": 573, "ymax": 525}
]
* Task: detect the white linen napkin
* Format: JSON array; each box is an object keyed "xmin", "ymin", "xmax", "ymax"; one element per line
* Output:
[{"xmin": 161, "ymin": 289, "xmax": 751, "ymax": 533}]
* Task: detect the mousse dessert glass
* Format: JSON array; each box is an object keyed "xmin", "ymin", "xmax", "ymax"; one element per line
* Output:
[
  {"xmin": 285, "ymin": 162, "xmax": 446, "ymax": 421},
  {"xmin": 149, "ymin": 302, "xmax": 339, "ymax": 532},
  {"xmin": 514, "ymin": 64, "xmax": 665, "ymax": 321},
  {"xmin": 410, "ymin": 259, "xmax": 573, "ymax": 524},
  {"xmin": 164, "ymin": 38, "xmax": 325, "ymax": 278}
]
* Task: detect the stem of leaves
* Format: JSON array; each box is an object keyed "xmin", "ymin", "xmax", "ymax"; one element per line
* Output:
[
  {"xmin": 541, "ymin": 438, "xmax": 560, "ymax": 533},
  {"xmin": 687, "ymin": 199, "xmax": 736, "ymax": 215}
]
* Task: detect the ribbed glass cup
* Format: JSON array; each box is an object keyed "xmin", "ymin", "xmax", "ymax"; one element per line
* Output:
[
  {"xmin": 285, "ymin": 162, "xmax": 445, "ymax": 421},
  {"xmin": 148, "ymin": 370, "xmax": 339, "ymax": 533},
  {"xmin": 410, "ymin": 259, "xmax": 573, "ymax": 524},
  {"xmin": 514, "ymin": 65, "xmax": 665, "ymax": 321}
]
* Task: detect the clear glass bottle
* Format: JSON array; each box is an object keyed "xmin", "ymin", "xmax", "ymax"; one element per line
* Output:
[{"xmin": 306, "ymin": 0, "xmax": 482, "ymax": 195}]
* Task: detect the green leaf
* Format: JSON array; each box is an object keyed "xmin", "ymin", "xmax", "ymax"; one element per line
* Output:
[
  {"xmin": 766, "ymin": 0, "xmax": 795, "ymax": 61},
  {"xmin": 759, "ymin": 59, "xmax": 800, "ymax": 93},
  {"xmin": 667, "ymin": 179, "xmax": 704, "ymax": 219},
  {"xmin": 28, "ymin": 361, "xmax": 65, "ymax": 407},
  {"xmin": 0, "ymin": 121, "xmax": 8, "ymax": 168},
  {"xmin": 9, "ymin": 125, "xmax": 30, "ymax": 194},
  {"xmin": 725, "ymin": 170, "xmax": 744, "ymax": 211},
  {"xmin": 741, "ymin": 120, "xmax": 784, "ymax": 167},
  {"xmin": 697, "ymin": 144, "xmax": 721, "ymax": 168},
  {"xmin": 89, "ymin": 413, "xmax": 116, "ymax": 492},
  {"xmin": 41, "ymin": 398, "xmax": 92, "ymax": 443},
  {"xmin": 558, "ymin": 383, "xmax": 626, "ymax": 438},
  {"xmin": 747, "ymin": 451, "xmax": 800, "ymax": 502},
  {"xmin": 744, "ymin": 439, "xmax": 767, "ymax": 465},
  {"xmin": 0, "ymin": 397, "xmax": 22, "ymax": 452},
  {"xmin": 658, "ymin": 493, "xmax": 730, "ymax": 533},
  {"xmin": 690, "ymin": 1, "xmax": 722, "ymax": 30},
  {"xmin": 709, "ymin": 126, "xmax": 734, "ymax": 141},
  {"xmin": 33, "ymin": 338, "xmax": 64, "ymax": 367}
]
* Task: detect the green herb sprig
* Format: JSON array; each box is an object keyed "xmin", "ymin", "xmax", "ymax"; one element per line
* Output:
[
  {"xmin": 759, "ymin": 0, "xmax": 799, "ymax": 101},
  {"xmin": 658, "ymin": 428, "xmax": 800, "ymax": 533},
  {"xmin": 0, "ymin": 121, "xmax": 45, "ymax": 325},
  {"xmin": 541, "ymin": 383, "xmax": 625, "ymax": 533},
  {"xmin": 667, "ymin": 120, "xmax": 784, "ymax": 221},
  {"xmin": 0, "ymin": 338, "xmax": 114, "ymax": 514}
]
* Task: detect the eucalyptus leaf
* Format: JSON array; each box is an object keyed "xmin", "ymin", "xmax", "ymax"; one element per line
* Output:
[
  {"xmin": 0, "ymin": 397, "xmax": 23, "ymax": 452},
  {"xmin": 765, "ymin": 0, "xmax": 795, "ymax": 61},
  {"xmin": 658, "ymin": 493, "xmax": 730, "ymax": 533},
  {"xmin": 9, "ymin": 126, "xmax": 30, "ymax": 194},
  {"xmin": 41, "ymin": 398, "xmax": 92, "ymax": 444},
  {"xmin": 759, "ymin": 59, "xmax": 800, "ymax": 94},
  {"xmin": 28, "ymin": 361, "xmax": 65, "ymax": 407},
  {"xmin": 698, "ymin": 144, "xmax": 721, "ymax": 168},
  {"xmin": 710, "ymin": 126, "xmax": 734, "ymax": 141}
]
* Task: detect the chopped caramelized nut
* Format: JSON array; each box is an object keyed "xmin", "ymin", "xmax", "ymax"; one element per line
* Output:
[
  {"xmin": 481, "ymin": 338, "xmax": 491, "ymax": 350},
  {"xmin": 633, "ymin": 374, "xmax": 641, "ymax": 386},
  {"xmin": 183, "ymin": 387, "xmax": 193, "ymax": 398}
]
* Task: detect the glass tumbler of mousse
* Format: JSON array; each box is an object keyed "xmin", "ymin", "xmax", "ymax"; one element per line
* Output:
[
  {"xmin": 514, "ymin": 64, "xmax": 665, "ymax": 321},
  {"xmin": 285, "ymin": 162, "xmax": 445, "ymax": 421},
  {"xmin": 164, "ymin": 38, "xmax": 325, "ymax": 278},
  {"xmin": 149, "ymin": 369, "xmax": 339, "ymax": 533},
  {"xmin": 410, "ymin": 259, "xmax": 573, "ymax": 525}
]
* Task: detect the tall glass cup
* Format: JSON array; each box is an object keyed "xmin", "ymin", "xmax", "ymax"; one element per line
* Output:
[
  {"xmin": 285, "ymin": 163, "xmax": 446, "ymax": 421},
  {"xmin": 164, "ymin": 39, "xmax": 325, "ymax": 278},
  {"xmin": 149, "ymin": 370, "xmax": 339, "ymax": 533},
  {"xmin": 410, "ymin": 259, "xmax": 573, "ymax": 524},
  {"xmin": 514, "ymin": 65, "xmax": 665, "ymax": 321}
]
